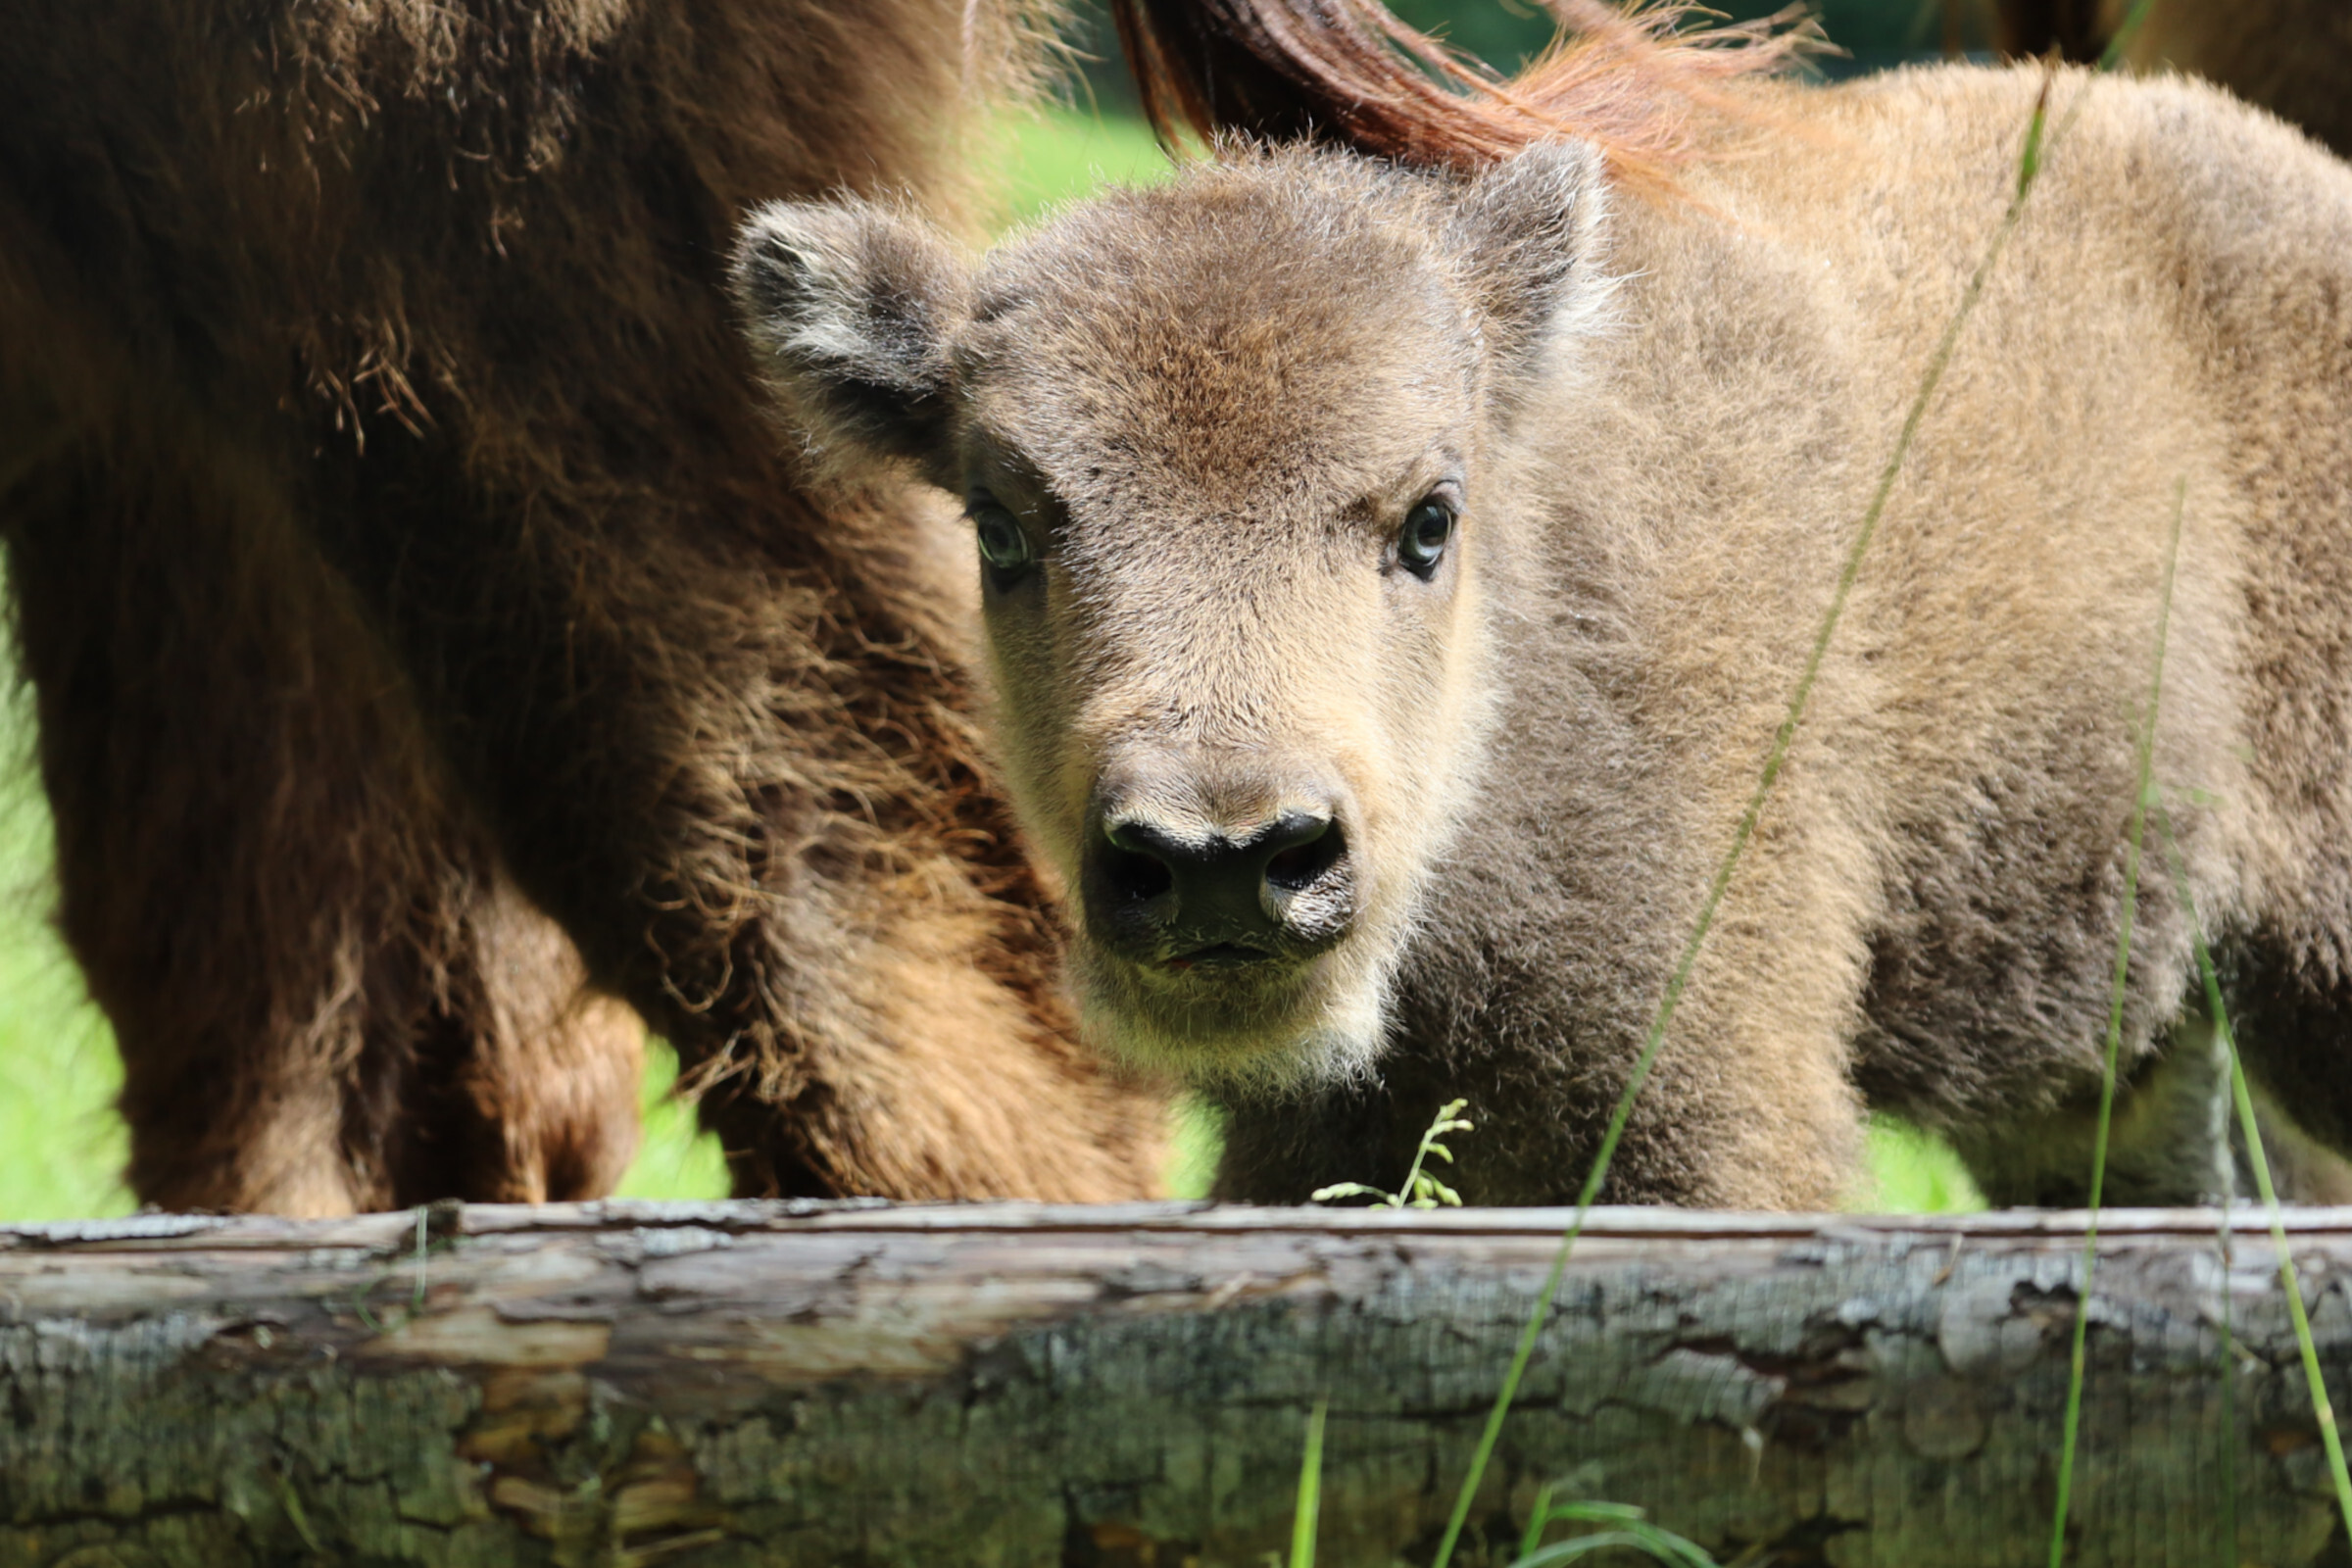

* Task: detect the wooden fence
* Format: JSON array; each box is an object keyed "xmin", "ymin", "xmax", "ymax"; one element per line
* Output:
[{"xmin": 5, "ymin": 1200, "xmax": 2349, "ymax": 1566}]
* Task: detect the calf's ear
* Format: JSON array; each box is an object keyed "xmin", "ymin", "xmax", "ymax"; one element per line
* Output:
[
  {"xmin": 1446, "ymin": 140, "xmax": 1610, "ymax": 394},
  {"xmin": 731, "ymin": 198, "xmax": 971, "ymax": 487}
]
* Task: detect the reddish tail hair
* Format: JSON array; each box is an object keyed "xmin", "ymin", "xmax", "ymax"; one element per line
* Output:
[{"xmin": 1110, "ymin": 0, "xmax": 1816, "ymax": 183}]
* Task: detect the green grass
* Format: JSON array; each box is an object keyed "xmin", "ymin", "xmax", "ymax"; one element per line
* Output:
[
  {"xmin": 996, "ymin": 106, "xmax": 1177, "ymax": 227},
  {"xmin": 613, "ymin": 1047, "xmax": 732, "ymax": 1202},
  {"xmin": 0, "ymin": 108, "xmax": 1982, "ymax": 1222},
  {"xmin": 0, "ymin": 696, "xmax": 129, "ymax": 1222},
  {"xmin": 1863, "ymin": 1113, "xmax": 1984, "ymax": 1212}
]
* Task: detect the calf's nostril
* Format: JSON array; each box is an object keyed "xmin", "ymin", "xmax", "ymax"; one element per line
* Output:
[
  {"xmin": 1263, "ymin": 817, "xmax": 1345, "ymax": 892},
  {"xmin": 1087, "ymin": 804, "xmax": 1353, "ymax": 958},
  {"xmin": 1102, "ymin": 842, "xmax": 1173, "ymax": 903}
]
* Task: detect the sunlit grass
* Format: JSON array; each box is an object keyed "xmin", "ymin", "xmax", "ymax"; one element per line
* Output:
[
  {"xmin": 0, "ymin": 697, "xmax": 129, "ymax": 1222},
  {"xmin": 996, "ymin": 106, "xmax": 1177, "ymax": 227},
  {"xmin": 1863, "ymin": 1113, "xmax": 1984, "ymax": 1212},
  {"xmin": 614, "ymin": 1045, "xmax": 731, "ymax": 1201}
]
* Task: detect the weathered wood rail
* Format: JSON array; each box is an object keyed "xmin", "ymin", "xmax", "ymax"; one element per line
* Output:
[{"xmin": 4, "ymin": 1200, "xmax": 2350, "ymax": 1567}]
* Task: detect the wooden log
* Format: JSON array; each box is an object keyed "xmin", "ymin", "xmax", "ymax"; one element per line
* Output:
[{"xmin": 3, "ymin": 1200, "xmax": 2349, "ymax": 1567}]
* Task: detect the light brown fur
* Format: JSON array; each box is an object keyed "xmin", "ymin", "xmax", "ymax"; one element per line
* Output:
[{"xmin": 742, "ymin": 64, "xmax": 2352, "ymax": 1208}]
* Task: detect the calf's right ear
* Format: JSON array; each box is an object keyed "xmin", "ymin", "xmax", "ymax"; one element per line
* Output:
[{"xmin": 731, "ymin": 198, "xmax": 971, "ymax": 487}]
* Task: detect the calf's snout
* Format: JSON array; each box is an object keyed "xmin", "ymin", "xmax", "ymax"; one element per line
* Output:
[{"xmin": 1083, "ymin": 781, "xmax": 1359, "ymax": 967}]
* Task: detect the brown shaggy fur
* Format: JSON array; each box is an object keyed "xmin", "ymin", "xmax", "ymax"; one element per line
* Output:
[
  {"xmin": 1112, "ymin": 0, "xmax": 1812, "ymax": 184},
  {"xmin": 0, "ymin": 0, "xmax": 1200, "ymax": 1212},
  {"xmin": 1998, "ymin": 0, "xmax": 2352, "ymax": 159},
  {"xmin": 742, "ymin": 65, "xmax": 2352, "ymax": 1210}
]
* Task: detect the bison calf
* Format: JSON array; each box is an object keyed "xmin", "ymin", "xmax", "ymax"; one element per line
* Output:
[{"xmin": 736, "ymin": 66, "xmax": 2352, "ymax": 1209}]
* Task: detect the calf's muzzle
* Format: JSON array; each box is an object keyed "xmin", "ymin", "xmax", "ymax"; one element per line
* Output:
[{"xmin": 1084, "ymin": 791, "xmax": 1359, "ymax": 968}]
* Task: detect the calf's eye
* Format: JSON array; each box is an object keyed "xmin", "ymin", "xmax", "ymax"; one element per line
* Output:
[
  {"xmin": 969, "ymin": 500, "xmax": 1034, "ymax": 581},
  {"xmin": 1396, "ymin": 496, "xmax": 1455, "ymax": 578}
]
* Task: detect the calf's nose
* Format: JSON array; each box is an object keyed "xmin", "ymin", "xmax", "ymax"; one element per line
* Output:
[{"xmin": 1086, "ymin": 803, "xmax": 1354, "ymax": 963}]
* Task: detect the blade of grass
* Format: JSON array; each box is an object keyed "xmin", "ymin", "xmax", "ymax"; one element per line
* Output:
[
  {"xmin": 1509, "ymin": 1500, "xmax": 1719, "ymax": 1568},
  {"xmin": 2044, "ymin": 475, "xmax": 2182, "ymax": 1567},
  {"xmin": 1512, "ymin": 1532, "xmax": 1699, "ymax": 1567},
  {"xmin": 2216, "ymin": 1100, "xmax": 2239, "ymax": 1566},
  {"xmin": 2202, "ymin": 956, "xmax": 2239, "ymax": 1568},
  {"xmin": 1520, "ymin": 1481, "xmax": 1559, "ymax": 1560},
  {"xmin": 2150, "ymin": 801, "xmax": 2352, "ymax": 1546},
  {"xmin": 1290, "ymin": 1398, "xmax": 1328, "ymax": 1568},
  {"xmin": 1428, "ymin": 55, "xmax": 2089, "ymax": 1568},
  {"xmin": 2097, "ymin": 0, "xmax": 2155, "ymax": 68}
]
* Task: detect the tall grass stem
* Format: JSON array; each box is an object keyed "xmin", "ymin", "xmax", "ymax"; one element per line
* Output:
[
  {"xmin": 2216, "ymin": 1130, "xmax": 2239, "ymax": 1565},
  {"xmin": 1427, "ymin": 57, "xmax": 2087, "ymax": 1568},
  {"xmin": 2043, "ymin": 476, "xmax": 2182, "ymax": 1566},
  {"xmin": 2151, "ymin": 803, "xmax": 2352, "ymax": 1545},
  {"xmin": 1290, "ymin": 1398, "xmax": 1328, "ymax": 1568}
]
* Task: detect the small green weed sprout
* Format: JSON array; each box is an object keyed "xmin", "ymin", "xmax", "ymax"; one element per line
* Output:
[
  {"xmin": 1308, "ymin": 1098, "xmax": 1475, "ymax": 1209},
  {"xmin": 1290, "ymin": 1109, "xmax": 1718, "ymax": 1568},
  {"xmin": 349, "ymin": 1203, "xmax": 436, "ymax": 1336},
  {"xmin": 1511, "ymin": 1487, "xmax": 1720, "ymax": 1568}
]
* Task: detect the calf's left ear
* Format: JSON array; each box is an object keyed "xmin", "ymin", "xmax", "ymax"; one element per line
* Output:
[
  {"xmin": 731, "ymin": 198, "xmax": 971, "ymax": 487},
  {"xmin": 1446, "ymin": 140, "xmax": 1610, "ymax": 395}
]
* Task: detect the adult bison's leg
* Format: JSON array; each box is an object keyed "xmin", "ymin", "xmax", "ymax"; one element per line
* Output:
[
  {"xmin": 0, "ymin": 383, "xmax": 641, "ymax": 1213},
  {"xmin": 378, "ymin": 875, "xmax": 649, "ymax": 1206},
  {"xmin": 324, "ymin": 428, "xmax": 1163, "ymax": 1201},
  {"xmin": 559, "ymin": 502, "xmax": 1172, "ymax": 1202}
]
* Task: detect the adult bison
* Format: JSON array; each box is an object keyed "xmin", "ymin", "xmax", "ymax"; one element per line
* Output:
[
  {"xmin": 0, "ymin": 0, "xmax": 1470, "ymax": 1214},
  {"xmin": 2000, "ymin": 0, "xmax": 2352, "ymax": 158}
]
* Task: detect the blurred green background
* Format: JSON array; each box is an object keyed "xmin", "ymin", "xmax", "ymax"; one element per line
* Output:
[{"xmin": 0, "ymin": 0, "xmax": 1986, "ymax": 1221}]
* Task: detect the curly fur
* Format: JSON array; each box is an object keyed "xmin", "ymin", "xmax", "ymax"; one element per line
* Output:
[{"xmin": 0, "ymin": 0, "xmax": 1183, "ymax": 1212}]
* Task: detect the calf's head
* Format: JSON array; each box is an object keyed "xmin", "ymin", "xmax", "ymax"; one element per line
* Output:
[{"xmin": 734, "ymin": 145, "xmax": 1608, "ymax": 1086}]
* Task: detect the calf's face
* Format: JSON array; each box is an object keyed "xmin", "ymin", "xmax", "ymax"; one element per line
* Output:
[{"xmin": 734, "ymin": 146, "xmax": 1605, "ymax": 1086}]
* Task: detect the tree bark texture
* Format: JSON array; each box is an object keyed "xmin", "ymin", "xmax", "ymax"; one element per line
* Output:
[{"xmin": 4, "ymin": 1200, "xmax": 2351, "ymax": 1567}]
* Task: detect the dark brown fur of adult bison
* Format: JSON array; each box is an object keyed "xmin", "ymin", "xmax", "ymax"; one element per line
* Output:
[
  {"xmin": 0, "ymin": 0, "xmax": 1196, "ymax": 1212},
  {"xmin": 1997, "ymin": 0, "xmax": 2352, "ymax": 162},
  {"xmin": 0, "ymin": 0, "xmax": 1740, "ymax": 1215}
]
